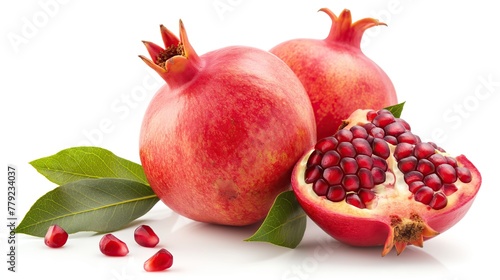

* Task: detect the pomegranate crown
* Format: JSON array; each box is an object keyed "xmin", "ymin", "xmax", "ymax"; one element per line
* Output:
[
  {"xmin": 320, "ymin": 8, "xmax": 386, "ymax": 48},
  {"xmin": 139, "ymin": 20, "xmax": 202, "ymax": 86}
]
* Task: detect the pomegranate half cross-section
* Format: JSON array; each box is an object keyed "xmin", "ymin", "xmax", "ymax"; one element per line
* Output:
[{"xmin": 291, "ymin": 108, "xmax": 481, "ymax": 256}]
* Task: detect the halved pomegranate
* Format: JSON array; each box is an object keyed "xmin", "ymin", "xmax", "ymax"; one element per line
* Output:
[{"xmin": 291, "ymin": 108, "xmax": 481, "ymax": 256}]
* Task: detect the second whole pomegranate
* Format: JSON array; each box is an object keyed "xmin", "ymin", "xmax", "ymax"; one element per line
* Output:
[
  {"xmin": 270, "ymin": 8, "xmax": 398, "ymax": 140},
  {"xmin": 139, "ymin": 20, "xmax": 316, "ymax": 226}
]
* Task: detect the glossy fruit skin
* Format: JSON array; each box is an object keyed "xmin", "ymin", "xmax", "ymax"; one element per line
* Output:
[
  {"xmin": 139, "ymin": 21, "xmax": 316, "ymax": 226},
  {"xmin": 291, "ymin": 109, "xmax": 481, "ymax": 256},
  {"xmin": 44, "ymin": 224, "xmax": 68, "ymax": 248},
  {"xmin": 270, "ymin": 8, "xmax": 397, "ymax": 140}
]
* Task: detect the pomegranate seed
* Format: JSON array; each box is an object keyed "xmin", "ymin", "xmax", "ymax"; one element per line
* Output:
[
  {"xmin": 99, "ymin": 234, "xmax": 129, "ymax": 257},
  {"xmin": 436, "ymin": 164, "xmax": 457, "ymax": 184},
  {"xmin": 358, "ymin": 168, "xmax": 375, "ymax": 189},
  {"xmin": 44, "ymin": 224, "xmax": 68, "ymax": 248},
  {"xmin": 394, "ymin": 142, "xmax": 413, "ymax": 161},
  {"xmin": 306, "ymin": 150, "xmax": 322, "ymax": 167},
  {"xmin": 408, "ymin": 181, "xmax": 425, "ymax": 193},
  {"xmin": 423, "ymin": 174, "xmax": 442, "ymax": 191},
  {"xmin": 371, "ymin": 167, "xmax": 386, "ymax": 185},
  {"xmin": 396, "ymin": 118, "xmax": 411, "ymax": 130},
  {"xmin": 456, "ymin": 166, "xmax": 472, "ymax": 183},
  {"xmin": 327, "ymin": 185, "xmax": 346, "ymax": 202},
  {"xmin": 442, "ymin": 184, "xmax": 458, "ymax": 196},
  {"xmin": 356, "ymin": 154, "xmax": 373, "ymax": 169},
  {"xmin": 321, "ymin": 150, "xmax": 341, "ymax": 168},
  {"xmin": 304, "ymin": 165, "xmax": 322, "ymax": 184},
  {"xmin": 404, "ymin": 171, "xmax": 424, "ymax": 185},
  {"xmin": 144, "ymin": 248, "xmax": 173, "ymax": 272},
  {"xmin": 372, "ymin": 155, "xmax": 388, "ymax": 171},
  {"xmin": 345, "ymin": 193, "xmax": 365, "ymax": 209},
  {"xmin": 383, "ymin": 135, "xmax": 398, "ymax": 145},
  {"xmin": 446, "ymin": 156, "xmax": 458, "ymax": 167},
  {"xmin": 323, "ymin": 166, "xmax": 343, "ymax": 185},
  {"xmin": 336, "ymin": 129, "xmax": 353, "ymax": 142},
  {"xmin": 372, "ymin": 138, "xmax": 390, "ymax": 159},
  {"xmin": 352, "ymin": 138, "xmax": 372, "ymax": 156},
  {"xmin": 363, "ymin": 122, "xmax": 376, "ymax": 132},
  {"xmin": 413, "ymin": 142, "xmax": 436, "ymax": 159},
  {"xmin": 314, "ymin": 137, "xmax": 338, "ymax": 153},
  {"xmin": 369, "ymin": 127, "xmax": 385, "ymax": 138},
  {"xmin": 428, "ymin": 153, "xmax": 447, "ymax": 166},
  {"xmin": 358, "ymin": 188, "xmax": 376, "ymax": 204},
  {"xmin": 337, "ymin": 142, "xmax": 356, "ymax": 157},
  {"xmin": 134, "ymin": 225, "xmax": 160, "ymax": 248},
  {"xmin": 397, "ymin": 131, "xmax": 419, "ymax": 145},
  {"xmin": 414, "ymin": 186, "xmax": 434, "ymax": 205},
  {"xmin": 416, "ymin": 159, "xmax": 435, "ymax": 175},
  {"xmin": 429, "ymin": 192, "xmax": 447, "ymax": 210},
  {"xmin": 366, "ymin": 110, "xmax": 378, "ymax": 121},
  {"xmin": 350, "ymin": 125, "xmax": 368, "ymax": 138},
  {"xmin": 313, "ymin": 179, "xmax": 329, "ymax": 196},
  {"xmin": 398, "ymin": 156, "xmax": 417, "ymax": 173},
  {"xmin": 340, "ymin": 157, "xmax": 358, "ymax": 174},
  {"xmin": 342, "ymin": 175, "xmax": 360, "ymax": 192},
  {"xmin": 372, "ymin": 113, "xmax": 395, "ymax": 128},
  {"xmin": 384, "ymin": 122, "xmax": 406, "ymax": 137}
]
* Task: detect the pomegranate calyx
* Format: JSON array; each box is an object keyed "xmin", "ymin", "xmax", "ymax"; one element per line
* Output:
[
  {"xmin": 320, "ymin": 8, "xmax": 386, "ymax": 48},
  {"xmin": 140, "ymin": 20, "xmax": 202, "ymax": 87},
  {"xmin": 382, "ymin": 214, "xmax": 439, "ymax": 256}
]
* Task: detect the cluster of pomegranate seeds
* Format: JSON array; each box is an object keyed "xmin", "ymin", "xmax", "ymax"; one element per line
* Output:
[
  {"xmin": 44, "ymin": 224, "xmax": 68, "ymax": 248},
  {"xmin": 304, "ymin": 109, "xmax": 473, "ymax": 209}
]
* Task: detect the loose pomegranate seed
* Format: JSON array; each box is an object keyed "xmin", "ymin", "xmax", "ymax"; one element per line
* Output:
[
  {"xmin": 134, "ymin": 225, "xmax": 160, "ymax": 248},
  {"xmin": 44, "ymin": 224, "xmax": 68, "ymax": 248},
  {"xmin": 99, "ymin": 234, "xmax": 129, "ymax": 257},
  {"xmin": 144, "ymin": 248, "xmax": 173, "ymax": 272},
  {"xmin": 436, "ymin": 164, "xmax": 457, "ymax": 184}
]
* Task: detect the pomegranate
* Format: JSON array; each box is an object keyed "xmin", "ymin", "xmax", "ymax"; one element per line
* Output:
[
  {"xmin": 44, "ymin": 224, "xmax": 68, "ymax": 248},
  {"xmin": 270, "ymin": 8, "xmax": 398, "ymax": 140},
  {"xmin": 139, "ymin": 20, "xmax": 316, "ymax": 226},
  {"xmin": 134, "ymin": 225, "xmax": 159, "ymax": 247},
  {"xmin": 99, "ymin": 234, "xmax": 129, "ymax": 257},
  {"xmin": 291, "ymin": 109, "xmax": 481, "ymax": 256},
  {"xmin": 144, "ymin": 248, "xmax": 174, "ymax": 272}
]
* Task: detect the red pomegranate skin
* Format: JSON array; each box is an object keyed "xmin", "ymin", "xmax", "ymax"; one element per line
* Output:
[
  {"xmin": 139, "ymin": 21, "xmax": 316, "ymax": 226},
  {"xmin": 270, "ymin": 8, "xmax": 398, "ymax": 140}
]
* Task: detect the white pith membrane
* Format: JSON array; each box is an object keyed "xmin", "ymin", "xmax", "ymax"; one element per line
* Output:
[{"xmin": 295, "ymin": 109, "xmax": 477, "ymax": 256}]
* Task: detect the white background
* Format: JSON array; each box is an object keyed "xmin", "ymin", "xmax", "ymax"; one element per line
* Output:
[{"xmin": 1, "ymin": 0, "xmax": 498, "ymax": 279}]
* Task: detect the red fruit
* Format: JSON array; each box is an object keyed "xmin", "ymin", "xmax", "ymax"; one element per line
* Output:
[
  {"xmin": 144, "ymin": 248, "xmax": 174, "ymax": 272},
  {"xmin": 99, "ymin": 234, "xmax": 129, "ymax": 257},
  {"xmin": 270, "ymin": 8, "xmax": 397, "ymax": 140},
  {"xmin": 134, "ymin": 225, "xmax": 159, "ymax": 247},
  {"xmin": 44, "ymin": 224, "xmax": 68, "ymax": 248},
  {"xmin": 292, "ymin": 109, "xmax": 481, "ymax": 256},
  {"xmin": 138, "ymin": 20, "xmax": 316, "ymax": 226}
]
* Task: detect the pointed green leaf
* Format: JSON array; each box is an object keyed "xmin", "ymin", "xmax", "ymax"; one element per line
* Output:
[
  {"xmin": 16, "ymin": 178, "xmax": 159, "ymax": 237},
  {"xmin": 385, "ymin": 101, "xmax": 406, "ymax": 118},
  {"xmin": 30, "ymin": 146, "xmax": 148, "ymax": 185},
  {"xmin": 245, "ymin": 190, "xmax": 306, "ymax": 248}
]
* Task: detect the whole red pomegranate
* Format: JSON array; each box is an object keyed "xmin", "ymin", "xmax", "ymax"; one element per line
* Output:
[
  {"xmin": 270, "ymin": 8, "xmax": 398, "ymax": 140},
  {"xmin": 139, "ymin": 20, "xmax": 316, "ymax": 226},
  {"xmin": 291, "ymin": 108, "xmax": 481, "ymax": 256}
]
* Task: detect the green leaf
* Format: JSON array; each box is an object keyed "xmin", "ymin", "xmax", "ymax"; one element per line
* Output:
[
  {"xmin": 30, "ymin": 146, "xmax": 148, "ymax": 186},
  {"xmin": 384, "ymin": 101, "xmax": 406, "ymax": 118},
  {"xmin": 16, "ymin": 178, "xmax": 159, "ymax": 237},
  {"xmin": 245, "ymin": 190, "xmax": 306, "ymax": 248}
]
